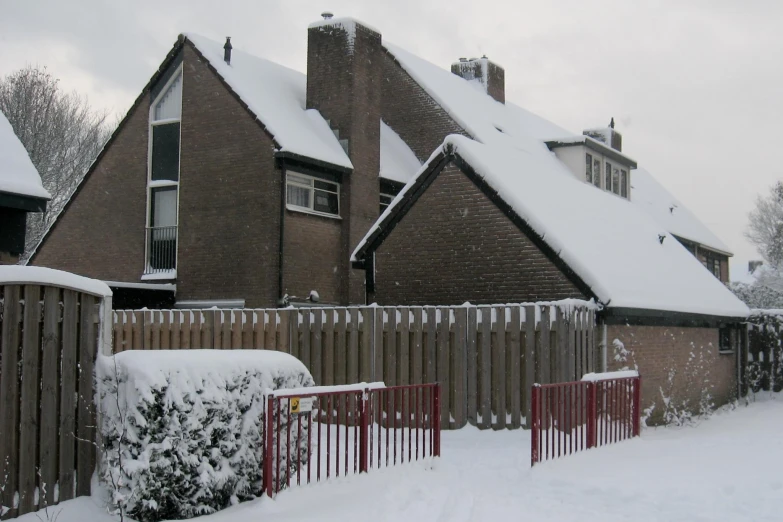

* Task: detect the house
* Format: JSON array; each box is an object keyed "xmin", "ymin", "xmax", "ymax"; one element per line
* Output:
[{"xmin": 0, "ymin": 109, "xmax": 50, "ymax": 264}]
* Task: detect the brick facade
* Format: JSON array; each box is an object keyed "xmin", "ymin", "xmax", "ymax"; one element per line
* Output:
[
  {"xmin": 606, "ymin": 324, "xmax": 737, "ymax": 425},
  {"xmin": 372, "ymin": 163, "xmax": 586, "ymax": 305},
  {"xmin": 33, "ymin": 93, "xmax": 150, "ymax": 281},
  {"xmin": 283, "ymin": 210, "xmax": 343, "ymax": 304}
]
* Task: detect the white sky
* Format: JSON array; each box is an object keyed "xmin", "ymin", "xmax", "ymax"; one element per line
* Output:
[{"xmin": 2, "ymin": 0, "xmax": 781, "ymax": 262}]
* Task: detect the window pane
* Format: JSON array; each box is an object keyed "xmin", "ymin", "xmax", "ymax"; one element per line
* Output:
[
  {"xmin": 151, "ymin": 187, "xmax": 177, "ymax": 227},
  {"xmin": 605, "ymin": 162, "xmax": 612, "ymax": 191},
  {"xmin": 314, "ymin": 189, "xmax": 339, "ymax": 214},
  {"xmin": 314, "ymin": 179, "xmax": 337, "ymax": 192},
  {"xmin": 288, "ymin": 173, "xmax": 312, "ymax": 186},
  {"xmin": 593, "ymin": 159, "xmax": 601, "ymax": 187},
  {"xmin": 287, "ymin": 184, "xmax": 310, "ymax": 208},
  {"xmin": 612, "ymin": 168, "xmax": 620, "ymax": 195},
  {"xmin": 585, "ymin": 153, "xmax": 593, "ymax": 184},
  {"xmin": 620, "ymin": 170, "xmax": 628, "ymax": 198},
  {"xmin": 153, "ymin": 73, "xmax": 182, "ymax": 121},
  {"xmin": 151, "ymin": 123, "xmax": 180, "ymax": 181}
]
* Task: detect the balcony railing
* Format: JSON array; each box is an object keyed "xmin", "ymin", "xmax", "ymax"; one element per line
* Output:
[{"xmin": 145, "ymin": 226, "xmax": 177, "ymax": 275}]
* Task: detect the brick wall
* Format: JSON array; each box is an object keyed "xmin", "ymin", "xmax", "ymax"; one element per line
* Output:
[
  {"xmin": 381, "ymin": 50, "xmax": 468, "ymax": 162},
  {"xmin": 606, "ymin": 324, "xmax": 736, "ymax": 425},
  {"xmin": 32, "ymin": 94, "xmax": 149, "ymax": 280},
  {"xmin": 283, "ymin": 210, "xmax": 343, "ymax": 304},
  {"xmin": 176, "ymin": 44, "xmax": 280, "ymax": 308},
  {"xmin": 372, "ymin": 163, "xmax": 586, "ymax": 305}
]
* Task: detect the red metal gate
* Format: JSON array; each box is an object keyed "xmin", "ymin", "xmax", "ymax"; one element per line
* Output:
[
  {"xmin": 531, "ymin": 374, "xmax": 641, "ymax": 466},
  {"xmin": 263, "ymin": 383, "xmax": 441, "ymax": 497}
]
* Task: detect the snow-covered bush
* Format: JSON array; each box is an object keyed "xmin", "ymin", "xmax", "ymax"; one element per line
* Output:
[
  {"xmin": 746, "ymin": 311, "xmax": 783, "ymax": 396},
  {"xmin": 97, "ymin": 350, "xmax": 314, "ymax": 522}
]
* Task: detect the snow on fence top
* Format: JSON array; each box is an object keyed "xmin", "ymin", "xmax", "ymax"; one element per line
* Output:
[
  {"xmin": 581, "ymin": 370, "xmax": 640, "ymax": 382},
  {"xmin": 0, "ymin": 265, "xmax": 112, "ymax": 297},
  {"xmin": 183, "ymin": 33, "xmax": 353, "ymax": 170},
  {"xmin": 0, "ymin": 109, "xmax": 51, "ymax": 200}
]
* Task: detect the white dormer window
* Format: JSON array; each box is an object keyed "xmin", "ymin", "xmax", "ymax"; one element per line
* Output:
[{"xmin": 548, "ymin": 138, "xmax": 636, "ymax": 201}]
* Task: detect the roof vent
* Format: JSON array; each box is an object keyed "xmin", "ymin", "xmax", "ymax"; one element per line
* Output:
[
  {"xmin": 223, "ymin": 37, "xmax": 232, "ymax": 65},
  {"xmin": 459, "ymin": 57, "xmax": 467, "ymax": 62},
  {"xmin": 321, "ymin": 11, "xmax": 334, "ymax": 19}
]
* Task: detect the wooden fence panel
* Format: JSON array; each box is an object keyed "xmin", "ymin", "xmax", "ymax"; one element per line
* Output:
[
  {"xmin": 0, "ymin": 285, "xmax": 21, "ymax": 518},
  {"xmin": 108, "ymin": 302, "xmax": 597, "ymax": 432}
]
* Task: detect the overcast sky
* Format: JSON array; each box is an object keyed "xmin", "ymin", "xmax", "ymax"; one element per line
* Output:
[{"xmin": 2, "ymin": 0, "xmax": 781, "ymax": 265}]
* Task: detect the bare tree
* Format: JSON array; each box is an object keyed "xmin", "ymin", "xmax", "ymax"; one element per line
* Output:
[
  {"xmin": 747, "ymin": 181, "xmax": 783, "ymax": 268},
  {"xmin": 0, "ymin": 65, "xmax": 114, "ymax": 258}
]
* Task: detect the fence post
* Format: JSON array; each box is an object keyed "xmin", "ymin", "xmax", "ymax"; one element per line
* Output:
[
  {"xmin": 264, "ymin": 396, "xmax": 274, "ymax": 497},
  {"xmin": 433, "ymin": 384, "xmax": 441, "ymax": 457},
  {"xmin": 586, "ymin": 381, "xmax": 596, "ymax": 449},
  {"xmin": 360, "ymin": 389, "xmax": 369, "ymax": 473},
  {"xmin": 531, "ymin": 385, "xmax": 539, "ymax": 467},
  {"xmin": 632, "ymin": 376, "xmax": 641, "ymax": 437}
]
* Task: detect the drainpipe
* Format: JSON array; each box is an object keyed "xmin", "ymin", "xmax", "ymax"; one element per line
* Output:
[{"xmin": 278, "ymin": 164, "xmax": 286, "ymax": 304}]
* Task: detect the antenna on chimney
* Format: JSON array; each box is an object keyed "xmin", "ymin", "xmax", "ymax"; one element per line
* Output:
[
  {"xmin": 223, "ymin": 37, "xmax": 232, "ymax": 65},
  {"xmin": 321, "ymin": 11, "xmax": 334, "ymax": 19}
]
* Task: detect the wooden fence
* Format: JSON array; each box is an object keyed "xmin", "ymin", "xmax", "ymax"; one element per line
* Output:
[
  {"xmin": 0, "ymin": 282, "xmax": 110, "ymax": 520},
  {"xmin": 744, "ymin": 312, "xmax": 782, "ymax": 395},
  {"xmin": 113, "ymin": 302, "xmax": 598, "ymax": 430}
]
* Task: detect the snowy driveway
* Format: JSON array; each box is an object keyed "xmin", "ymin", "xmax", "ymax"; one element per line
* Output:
[{"xmin": 18, "ymin": 396, "xmax": 783, "ymax": 522}]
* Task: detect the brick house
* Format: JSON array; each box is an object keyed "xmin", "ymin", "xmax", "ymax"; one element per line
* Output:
[{"xmin": 0, "ymin": 110, "xmax": 49, "ymax": 264}]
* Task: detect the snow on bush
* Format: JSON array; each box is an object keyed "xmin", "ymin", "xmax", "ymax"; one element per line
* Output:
[{"xmin": 96, "ymin": 350, "xmax": 315, "ymax": 522}]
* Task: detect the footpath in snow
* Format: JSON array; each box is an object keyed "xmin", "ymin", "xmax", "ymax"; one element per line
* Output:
[{"xmin": 18, "ymin": 395, "xmax": 783, "ymax": 522}]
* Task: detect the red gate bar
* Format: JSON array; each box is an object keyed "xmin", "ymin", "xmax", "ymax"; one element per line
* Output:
[
  {"xmin": 531, "ymin": 373, "xmax": 641, "ymax": 467},
  {"xmin": 264, "ymin": 383, "xmax": 441, "ymax": 497}
]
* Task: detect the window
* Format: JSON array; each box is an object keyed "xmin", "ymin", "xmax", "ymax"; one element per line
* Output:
[
  {"xmin": 145, "ymin": 68, "xmax": 182, "ymax": 276},
  {"xmin": 380, "ymin": 192, "xmax": 394, "ymax": 213},
  {"xmin": 704, "ymin": 256, "xmax": 721, "ymax": 279},
  {"xmin": 585, "ymin": 153, "xmax": 593, "ymax": 184},
  {"xmin": 605, "ymin": 161, "xmax": 613, "ymax": 192},
  {"xmin": 620, "ymin": 169, "xmax": 628, "ymax": 198},
  {"xmin": 593, "ymin": 158, "xmax": 601, "ymax": 188},
  {"xmin": 719, "ymin": 327, "xmax": 739, "ymax": 353},
  {"xmin": 286, "ymin": 172, "xmax": 340, "ymax": 216},
  {"xmin": 612, "ymin": 167, "xmax": 620, "ymax": 195}
]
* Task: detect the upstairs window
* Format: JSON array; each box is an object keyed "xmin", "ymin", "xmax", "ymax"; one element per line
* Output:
[
  {"xmin": 145, "ymin": 68, "xmax": 182, "ymax": 276},
  {"xmin": 605, "ymin": 161, "xmax": 613, "ymax": 192},
  {"xmin": 593, "ymin": 157, "xmax": 601, "ymax": 188},
  {"xmin": 612, "ymin": 167, "xmax": 620, "ymax": 195},
  {"xmin": 286, "ymin": 172, "xmax": 340, "ymax": 216},
  {"xmin": 380, "ymin": 192, "xmax": 395, "ymax": 213},
  {"xmin": 585, "ymin": 153, "xmax": 594, "ymax": 185},
  {"xmin": 620, "ymin": 169, "xmax": 628, "ymax": 198},
  {"xmin": 704, "ymin": 256, "xmax": 721, "ymax": 279}
]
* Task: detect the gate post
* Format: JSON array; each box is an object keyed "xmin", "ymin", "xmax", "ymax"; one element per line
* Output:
[
  {"xmin": 531, "ymin": 385, "xmax": 539, "ymax": 467},
  {"xmin": 359, "ymin": 389, "xmax": 369, "ymax": 473},
  {"xmin": 264, "ymin": 396, "xmax": 274, "ymax": 497},
  {"xmin": 632, "ymin": 376, "xmax": 641, "ymax": 437},
  {"xmin": 586, "ymin": 382, "xmax": 597, "ymax": 449}
]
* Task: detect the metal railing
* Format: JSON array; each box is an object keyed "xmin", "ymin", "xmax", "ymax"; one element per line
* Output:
[
  {"xmin": 531, "ymin": 374, "xmax": 641, "ymax": 466},
  {"xmin": 263, "ymin": 383, "xmax": 441, "ymax": 497},
  {"xmin": 144, "ymin": 225, "xmax": 177, "ymax": 274}
]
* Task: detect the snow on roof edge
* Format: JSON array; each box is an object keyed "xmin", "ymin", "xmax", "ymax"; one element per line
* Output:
[{"xmin": 0, "ymin": 265, "xmax": 112, "ymax": 297}]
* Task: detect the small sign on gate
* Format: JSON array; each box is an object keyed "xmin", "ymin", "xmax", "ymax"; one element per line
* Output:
[{"xmin": 289, "ymin": 397, "xmax": 314, "ymax": 414}]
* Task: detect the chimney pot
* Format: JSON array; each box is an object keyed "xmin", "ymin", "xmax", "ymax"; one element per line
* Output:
[
  {"xmin": 459, "ymin": 57, "xmax": 467, "ymax": 62},
  {"xmin": 223, "ymin": 36, "xmax": 232, "ymax": 64},
  {"xmin": 321, "ymin": 11, "xmax": 334, "ymax": 19}
]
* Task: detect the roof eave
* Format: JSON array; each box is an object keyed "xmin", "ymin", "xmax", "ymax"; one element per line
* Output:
[
  {"xmin": 600, "ymin": 306, "xmax": 748, "ymax": 327},
  {"xmin": 274, "ymin": 150, "xmax": 352, "ymax": 174},
  {"xmin": 545, "ymin": 137, "xmax": 638, "ymax": 169}
]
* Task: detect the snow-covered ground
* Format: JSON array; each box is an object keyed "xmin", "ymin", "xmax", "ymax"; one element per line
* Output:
[{"xmin": 18, "ymin": 395, "xmax": 783, "ymax": 522}]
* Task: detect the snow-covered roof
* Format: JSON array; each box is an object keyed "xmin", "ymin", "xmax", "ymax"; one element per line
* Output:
[
  {"xmin": 355, "ymin": 135, "xmax": 749, "ymax": 318},
  {"xmin": 0, "ymin": 109, "xmax": 50, "ymax": 200},
  {"xmin": 184, "ymin": 33, "xmax": 353, "ymax": 170},
  {"xmin": 380, "ymin": 121, "xmax": 421, "ymax": 184},
  {"xmin": 0, "ymin": 265, "xmax": 112, "ymax": 297},
  {"xmin": 631, "ymin": 167, "xmax": 732, "ymax": 255}
]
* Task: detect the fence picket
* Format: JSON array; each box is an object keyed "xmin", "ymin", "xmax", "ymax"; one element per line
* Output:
[
  {"xmin": 18, "ymin": 286, "xmax": 41, "ymax": 515},
  {"xmin": 524, "ymin": 305, "xmax": 536, "ymax": 428},
  {"xmin": 479, "ymin": 307, "xmax": 491, "ymax": 429},
  {"xmin": 453, "ymin": 306, "xmax": 468, "ymax": 429},
  {"xmin": 466, "ymin": 307, "xmax": 478, "ymax": 425},
  {"xmin": 76, "ymin": 293, "xmax": 97, "ymax": 497},
  {"xmin": 385, "ymin": 308, "xmax": 397, "ymax": 386},
  {"xmin": 508, "ymin": 306, "xmax": 521, "ymax": 430},
  {"xmin": 493, "ymin": 306, "xmax": 507, "ymax": 430},
  {"xmin": 58, "ymin": 290, "xmax": 78, "ymax": 503},
  {"xmin": 336, "ymin": 309, "xmax": 347, "ymax": 385},
  {"xmin": 360, "ymin": 309, "xmax": 372, "ymax": 382},
  {"xmin": 39, "ymin": 287, "xmax": 60, "ymax": 508},
  {"xmin": 348, "ymin": 309, "xmax": 359, "ymax": 384},
  {"xmin": 324, "ymin": 310, "xmax": 335, "ymax": 386},
  {"xmin": 436, "ymin": 307, "xmax": 450, "ymax": 429}
]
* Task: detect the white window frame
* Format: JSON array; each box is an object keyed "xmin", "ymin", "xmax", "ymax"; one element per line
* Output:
[
  {"xmin": 585, "ymin": 152, "xmax": 594, "ymax": 185},
  {"xmin": 286, "ymin": 171, "xmax": 341, "ymax": 218},
  {"xmin": 144, "ymin": 65, "xmax": 183, "ymax": 279},
  {"xmin": 380, "ymin": 192, "xmax": 395, "ymax": 213}
]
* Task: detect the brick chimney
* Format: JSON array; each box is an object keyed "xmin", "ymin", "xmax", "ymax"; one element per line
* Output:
[
  {"xmin": 306, "ymin": 15, "xmax": 382, "ymax": 304},
  {"xmin": 451, "ymin": 56, "xmax": 505, "ymax": 104},
  {"xmin": 584, "ymin": 118, "xmax": 623, "ymax": 151}
]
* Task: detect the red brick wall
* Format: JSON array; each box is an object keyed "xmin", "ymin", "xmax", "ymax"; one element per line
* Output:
[
  {"xmin": 176, "ymin": 44, "xmax": 280, "ymax": 307},
  {"xmin": 283, "ymin": 210, "xmax": 343, "ymax": 304},
  {"xmin": 606, "ymin": 324, "xmax": 736, "ymax": 425},
  {"xmin": 32, "ymin": 94, "xmax": 150, "ymax": 281},
  {"xmin": 372, "ymin": 163, "xmax": 586, "ymax": 305},
  {"xmin": 381, "ymin": 50, "xmax": 468, "ymax": 162}
]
